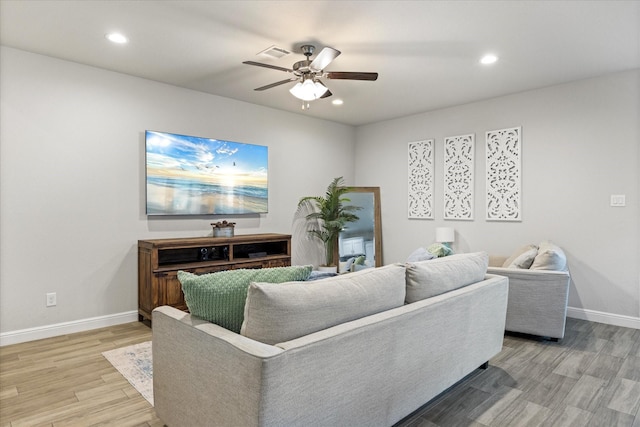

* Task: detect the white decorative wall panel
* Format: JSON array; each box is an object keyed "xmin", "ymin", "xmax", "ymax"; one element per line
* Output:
[
  {"xmin": 443, "ymin": 134, "xmax": 474, "ymax": 220},
  {"xmin": 408, "ymin": 140, "xmax": 434, "ymax": 219},
  {"xmin": 486, "ymin": 127, "xmax": 522, "ymax": 221}
]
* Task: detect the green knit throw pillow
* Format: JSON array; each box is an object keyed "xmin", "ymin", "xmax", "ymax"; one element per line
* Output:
[{"xmin": 178, "ymin": 265, "xmax": 312, "ymax": 333}]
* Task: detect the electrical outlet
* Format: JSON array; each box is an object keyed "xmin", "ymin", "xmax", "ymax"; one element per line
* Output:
[
  {"xmin": 611, "ymin": 194, "xmax": 626, "ymax": 207},
  {"xmin": 46, "ymin": 292, "xmax": 57, "ymax": 307}
]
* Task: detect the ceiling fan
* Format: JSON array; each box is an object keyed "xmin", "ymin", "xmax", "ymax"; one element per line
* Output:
[{"xmin": 243, "ymin": 44, "xmax": 378, "ymax": 105}]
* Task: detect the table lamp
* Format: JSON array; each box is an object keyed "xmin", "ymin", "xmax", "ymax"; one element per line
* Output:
[{"xmin": 435, "ymin": 227, "xmax": 455, "ymax": 249}]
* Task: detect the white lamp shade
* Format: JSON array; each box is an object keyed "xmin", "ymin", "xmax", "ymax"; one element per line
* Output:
[
  {"xmin": 289, "ymin": 79, "xmax": 328, "ymax": 101},
  {"xmin": 435, "ymin": 227, "xmax": 455, "ymax": 243}
]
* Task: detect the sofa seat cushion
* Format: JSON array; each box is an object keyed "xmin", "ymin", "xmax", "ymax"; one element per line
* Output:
[
  {"xmin": 240, "ymin": 263, "xmax": 406, "ymax": 345},
  {"xmin": 530, "ymin": 241, "xmax": 567, "ymax": 271},
  {"xmin": 177, "ymin": 265, "xmax": 312, "ymax": 333},
  {"xmin": 405, "ymin": 252, "xmax": 489, "ymax": 303}
]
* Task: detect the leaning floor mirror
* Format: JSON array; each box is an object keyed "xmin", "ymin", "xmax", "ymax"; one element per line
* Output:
[{"xmin": 337, "ymin": 187, "xmax": 382, "ymax": 273}]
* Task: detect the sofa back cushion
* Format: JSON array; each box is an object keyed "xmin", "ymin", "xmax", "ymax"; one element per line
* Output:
[
  {"xmin": 240, "ymin": 263, "xmax": 406, "ymax": 345},
  {"xmin": 177, "ymin": 265, "xmax": 312, "ymax": 333},
  {"xmin": 530, "ymin": 241, "xmax": 567, "ymax": 271},
  {"xmin": 405, "ymin": 252, "xmax": 489, "ymax": 303}
]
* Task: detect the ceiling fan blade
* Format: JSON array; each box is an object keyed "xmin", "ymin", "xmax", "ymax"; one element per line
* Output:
[
  {"xmin": 315, "ymin": 80, "xmax": 332, "ymax": 98},
  {"xmin": 243, "ymin": 61, "xmax": 293, "ymax": 73},
  {"xmin": 254, "ymin": 78, "xmax": 297, "ymax": 91},
  {"xmin": 309, "ymin": 47, "xmax": 341, "ymax": 71},
  {"xmin": 326, "ymin": 72, "xmax": 378, "ymax": 81}
]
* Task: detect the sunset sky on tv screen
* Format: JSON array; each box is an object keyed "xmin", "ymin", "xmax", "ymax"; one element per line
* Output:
[{"xmin": 145, "ymin": 130, "xmax": 268, "ymax": 215}]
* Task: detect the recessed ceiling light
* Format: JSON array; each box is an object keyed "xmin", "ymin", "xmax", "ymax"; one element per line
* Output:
[
  {"xmin": 332, "ymin": 99, "xmax": 344, "ymax": 106},
  {"xmin": 106, "ymin": 33, "xmax": 128, "ymax": 44},
  {"xmin": 480, "ymin": 54, "xmax": 498, "ymax": 65}
]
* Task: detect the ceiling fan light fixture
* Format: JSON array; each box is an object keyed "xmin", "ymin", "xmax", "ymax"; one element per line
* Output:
[{"xmin": 289, "ymin": 78, "xmax": 328, "ymax": 101}]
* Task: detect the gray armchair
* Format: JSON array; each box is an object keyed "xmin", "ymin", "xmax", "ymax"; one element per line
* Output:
[{"xmin": 488, "ymin": 254, "xmax": 570, "ymax": 341}]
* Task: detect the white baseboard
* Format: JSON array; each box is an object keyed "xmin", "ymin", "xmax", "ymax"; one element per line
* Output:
[
  {"xmin": 0, "ymin": 311, "xmax": 139, "ymax": 347},
  {"xmin": 567, "ymin": 306, "xmax": 640, "ymax": 330},
  {"xmin": 2, "ymin": 307, "xmax": 637, "ymax": 347}
]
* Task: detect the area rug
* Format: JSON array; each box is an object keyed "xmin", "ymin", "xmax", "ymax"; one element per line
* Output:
[{"xmin": 102, "ymin": 341, "xmax": 154, "ymax": 405}]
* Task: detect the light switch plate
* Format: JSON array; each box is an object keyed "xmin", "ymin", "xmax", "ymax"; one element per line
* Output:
[{"xmin": 610, "ymin": 194, "xmax": 626, "ymax": 207}]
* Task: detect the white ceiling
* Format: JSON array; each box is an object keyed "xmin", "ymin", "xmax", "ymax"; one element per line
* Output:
[{"xmin": 1, "ymin": 0, "xmax": 639, "ymax": 126}]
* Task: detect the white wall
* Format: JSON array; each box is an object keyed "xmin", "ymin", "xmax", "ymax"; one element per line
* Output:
[
  {"xmin": 2, "ymin": 46, "xmax": 638, "ymax": 342},
  {"xmin": 355, "ymin": 70, "xmax": 640, "ymax": 322},
  {"xmin": 0, "ymin": 47, "xmax": 355, "ymax": 335}
]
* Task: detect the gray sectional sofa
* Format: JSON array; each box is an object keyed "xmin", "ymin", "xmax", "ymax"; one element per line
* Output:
[{"xmin": 152, "ymin": 252, "xmax": 509, "ymax": 427}]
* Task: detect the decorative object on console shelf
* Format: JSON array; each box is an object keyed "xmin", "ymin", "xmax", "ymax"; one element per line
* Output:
[
  {"xmin": 145, "ymin": 130, "xmax": 268, "ymax": 215},
  {"xmin": 297, "ymin": 177, "xmax": 361, "ymax": 270},
  {"xmin": 211, "ymin": 220, "xmax": 235, "ymax": 237}
]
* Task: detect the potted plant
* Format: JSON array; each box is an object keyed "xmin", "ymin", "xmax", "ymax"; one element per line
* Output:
[{"xmin": 297, "ymin": 177, "xmax": 361, "ymax": 271}]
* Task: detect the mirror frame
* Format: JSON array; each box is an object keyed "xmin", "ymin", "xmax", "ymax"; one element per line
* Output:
[{"xmin": 336, "ymin": 186, "xmax": 383, "ymax": 268}]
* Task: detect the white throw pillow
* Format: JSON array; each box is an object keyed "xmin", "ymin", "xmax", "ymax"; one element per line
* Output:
[
  {"xmin": 241, "ymin": 264, "xmax": 406, "ymax": 345},
  {"xmin": 405, "ymin": 252, "xmax": 489, "ymax": 303},
  {"xmin": 530, "ymin": 241, "xmax": 567, "ymax": 271}
]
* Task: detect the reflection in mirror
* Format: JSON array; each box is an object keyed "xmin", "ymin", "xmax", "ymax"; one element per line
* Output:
[{"xmin": 338, "ymin": 187, "xmax": 382, "ymax": 273}]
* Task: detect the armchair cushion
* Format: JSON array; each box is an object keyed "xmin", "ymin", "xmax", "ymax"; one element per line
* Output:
[
  {"xmin": 530, "ymin": 241, "xmax": 567, "ymax": 271},
  {"xmin": 505, "ymin": 246, "xmax": 538, "ymax": 269},
  {"xmin": 502, "ymin": 244, "xmax": 538, "ymax": 268}
]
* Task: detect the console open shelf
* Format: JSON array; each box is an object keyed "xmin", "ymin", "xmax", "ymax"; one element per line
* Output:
[{"xmin": 138, "ymin": 233, "xmax": 291, "ymax": 321}]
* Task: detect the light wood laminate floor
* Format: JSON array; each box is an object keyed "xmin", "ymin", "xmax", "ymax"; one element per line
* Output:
[
  {"xmin": 0, "ymin": 321, "xmax": 161, "ymax": 427},
  {"xmin": 1, "ymin": 318, "xmax": 639, "ymax": 426}
]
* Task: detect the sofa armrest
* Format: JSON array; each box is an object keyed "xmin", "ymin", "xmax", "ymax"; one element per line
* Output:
[
  {"xmin": 487, "ymin": 266, "xmax": 570, "ymax": 339},
  {"xmin": 152, "ymin": 306, "xmax": 283, "ymax": 427}
]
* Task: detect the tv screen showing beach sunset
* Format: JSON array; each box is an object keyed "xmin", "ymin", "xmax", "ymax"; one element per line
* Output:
[{"xmin": 145, "ymin": 130, "xmax": 268, "ymax": 215}]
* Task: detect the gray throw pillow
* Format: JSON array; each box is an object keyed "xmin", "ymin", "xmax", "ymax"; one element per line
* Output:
[
  {"xmin": 530, "ymin": 241, "xmax": 567, "ymax": 271},
  {"xmin": 502, "ymin": 244, "xmax": 538, "ymax": 268},
  {"xmin": 506, "ymin": 246, "xmax": 538, "ymax": 269}
]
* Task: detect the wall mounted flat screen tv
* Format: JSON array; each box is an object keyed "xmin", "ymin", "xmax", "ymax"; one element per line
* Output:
[{"xmin": 145, "ymin": 130, "xmax": 268, "ymax": 215}]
